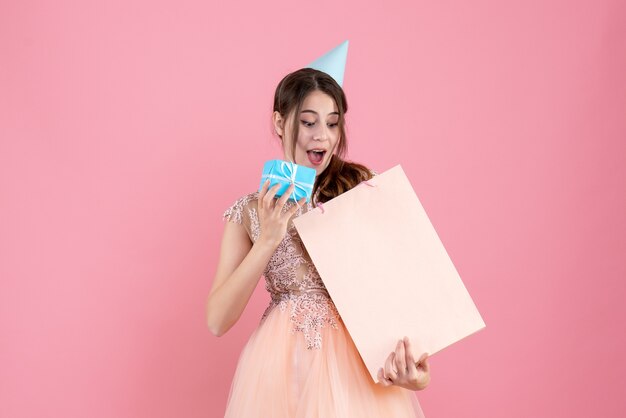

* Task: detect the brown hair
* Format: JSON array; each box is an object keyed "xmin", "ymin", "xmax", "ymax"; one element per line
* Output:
[{"xmin": 272, "ymin": 67, "xmax": 374, "ymax": 205}]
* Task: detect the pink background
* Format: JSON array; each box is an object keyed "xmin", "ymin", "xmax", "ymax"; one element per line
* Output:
[{"xmin": 1, "ymin": 0, "xmax": 625, "ymax": 417}]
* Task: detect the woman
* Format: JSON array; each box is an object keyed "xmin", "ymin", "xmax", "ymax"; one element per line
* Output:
[{"xmin": 207, "ymin": 67, "xmax": 430, "ymax": 417}]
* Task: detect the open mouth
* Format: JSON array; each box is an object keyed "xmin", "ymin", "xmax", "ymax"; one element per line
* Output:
[{"xmin": 307, "ymin": 150, "xmax": 326, "ymax": 165}]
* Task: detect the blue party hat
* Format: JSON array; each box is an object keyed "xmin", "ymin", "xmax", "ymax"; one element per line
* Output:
[{"xmin": 305, "ymin": 40, "xmax": 349, "ymax": 87}]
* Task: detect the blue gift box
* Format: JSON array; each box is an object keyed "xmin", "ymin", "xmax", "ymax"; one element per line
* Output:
[{"xmin": 258, "ymin": 159, "xmax": 317, "ymax": 203}]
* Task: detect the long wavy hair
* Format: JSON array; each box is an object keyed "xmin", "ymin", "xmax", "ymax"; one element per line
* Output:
[{"xmin": 272, "ymin": 68, "xmax": 374, "ymax": 205}]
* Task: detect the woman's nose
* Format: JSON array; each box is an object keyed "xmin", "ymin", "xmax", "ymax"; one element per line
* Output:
[{"xmin": 314, "ymin": 125, "xmax": 329, "ymax": 141}]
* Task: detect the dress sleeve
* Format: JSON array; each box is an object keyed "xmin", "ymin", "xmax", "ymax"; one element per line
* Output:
[
  {"xmin": 222, "ymin": 192, "xmax": 258, "ymax": 225},
  {"xmin": 223, "ymin": 196, "xmax": 245, "ymax": 224},
  {"xmin": 222, "ymin": 192, "xmax": 260, "ymax": 242}
]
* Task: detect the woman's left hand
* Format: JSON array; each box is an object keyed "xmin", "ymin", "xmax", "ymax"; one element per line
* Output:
[{"xmin": 377, "ymin": 336, "xmax": 431, "ymax": 391}]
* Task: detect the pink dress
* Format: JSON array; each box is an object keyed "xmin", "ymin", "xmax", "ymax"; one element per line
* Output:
[{"xmin": 221, "ymin": 190, "xmax": 426, "ymax": 418}]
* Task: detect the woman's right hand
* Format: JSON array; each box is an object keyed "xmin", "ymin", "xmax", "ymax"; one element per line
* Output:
[{"xmin": 256, "ymin": 179, "xmax": 307, "ymax": 248}]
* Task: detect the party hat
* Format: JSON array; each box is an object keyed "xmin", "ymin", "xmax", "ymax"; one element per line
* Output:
[{"xmin": 305, "ymin": 40, "xmax": 349, "ymax": 87}]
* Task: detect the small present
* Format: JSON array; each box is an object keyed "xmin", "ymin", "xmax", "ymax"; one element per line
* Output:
[{"xmin": 258, "ymin": 159, "xmax": 317, "ymax": 203}]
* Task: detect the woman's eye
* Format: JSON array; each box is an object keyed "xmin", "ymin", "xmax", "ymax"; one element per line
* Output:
[{"xmin": 301, "ymin": 121, "xmax": 338, "ymax": 128}]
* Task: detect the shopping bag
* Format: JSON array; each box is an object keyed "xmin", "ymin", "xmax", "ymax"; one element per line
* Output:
[{"xmin": 292, "ymin": 164, "xmax": 486, "ymax": 382}]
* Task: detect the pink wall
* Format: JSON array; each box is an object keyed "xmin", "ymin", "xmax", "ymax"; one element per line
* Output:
[{"xmin": 1, "ymin": 0, "xmax": 625, "ymax": 417}]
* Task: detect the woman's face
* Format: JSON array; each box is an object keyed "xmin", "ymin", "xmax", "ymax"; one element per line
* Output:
[{"xmin": 274, "ymin": 90, "xmax": 341, "ymax": 176}]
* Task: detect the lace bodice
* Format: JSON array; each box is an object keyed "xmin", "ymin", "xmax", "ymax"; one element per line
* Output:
[{"xmin": 222, "ymin": 190, "xmax": 341, "ymax": 349}]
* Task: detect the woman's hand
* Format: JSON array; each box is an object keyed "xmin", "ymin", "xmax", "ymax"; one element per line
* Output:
[
  {"xmin": 256, "ymin": 179, "xmax": 306, "ymax": 248},
  {"xmin": 377, "ymin": 336, "xmax": 431, "ymax": 391}
]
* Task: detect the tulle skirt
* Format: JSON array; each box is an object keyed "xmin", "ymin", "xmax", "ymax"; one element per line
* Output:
[{"xmin": 223, "ymin": 298, "xmax": 426, "ymax": 418}]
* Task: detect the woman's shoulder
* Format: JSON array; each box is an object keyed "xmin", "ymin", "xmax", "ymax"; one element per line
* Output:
[
  {"xmin": 234, "ymin": 190, "xmax": 261, "ymax": 205},
  {"xmin": 222, "ymin": 190, "xmax": 260, "ymax": 224}
]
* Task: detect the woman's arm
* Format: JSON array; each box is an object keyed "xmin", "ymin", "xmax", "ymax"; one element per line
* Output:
[
  {"xmin": 206, "ymin": 221, "xmax": 278, "ymax": 336},
  {"xmin": 206, "ymin": 181, "xmax": 306, "ymax": 337}
]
